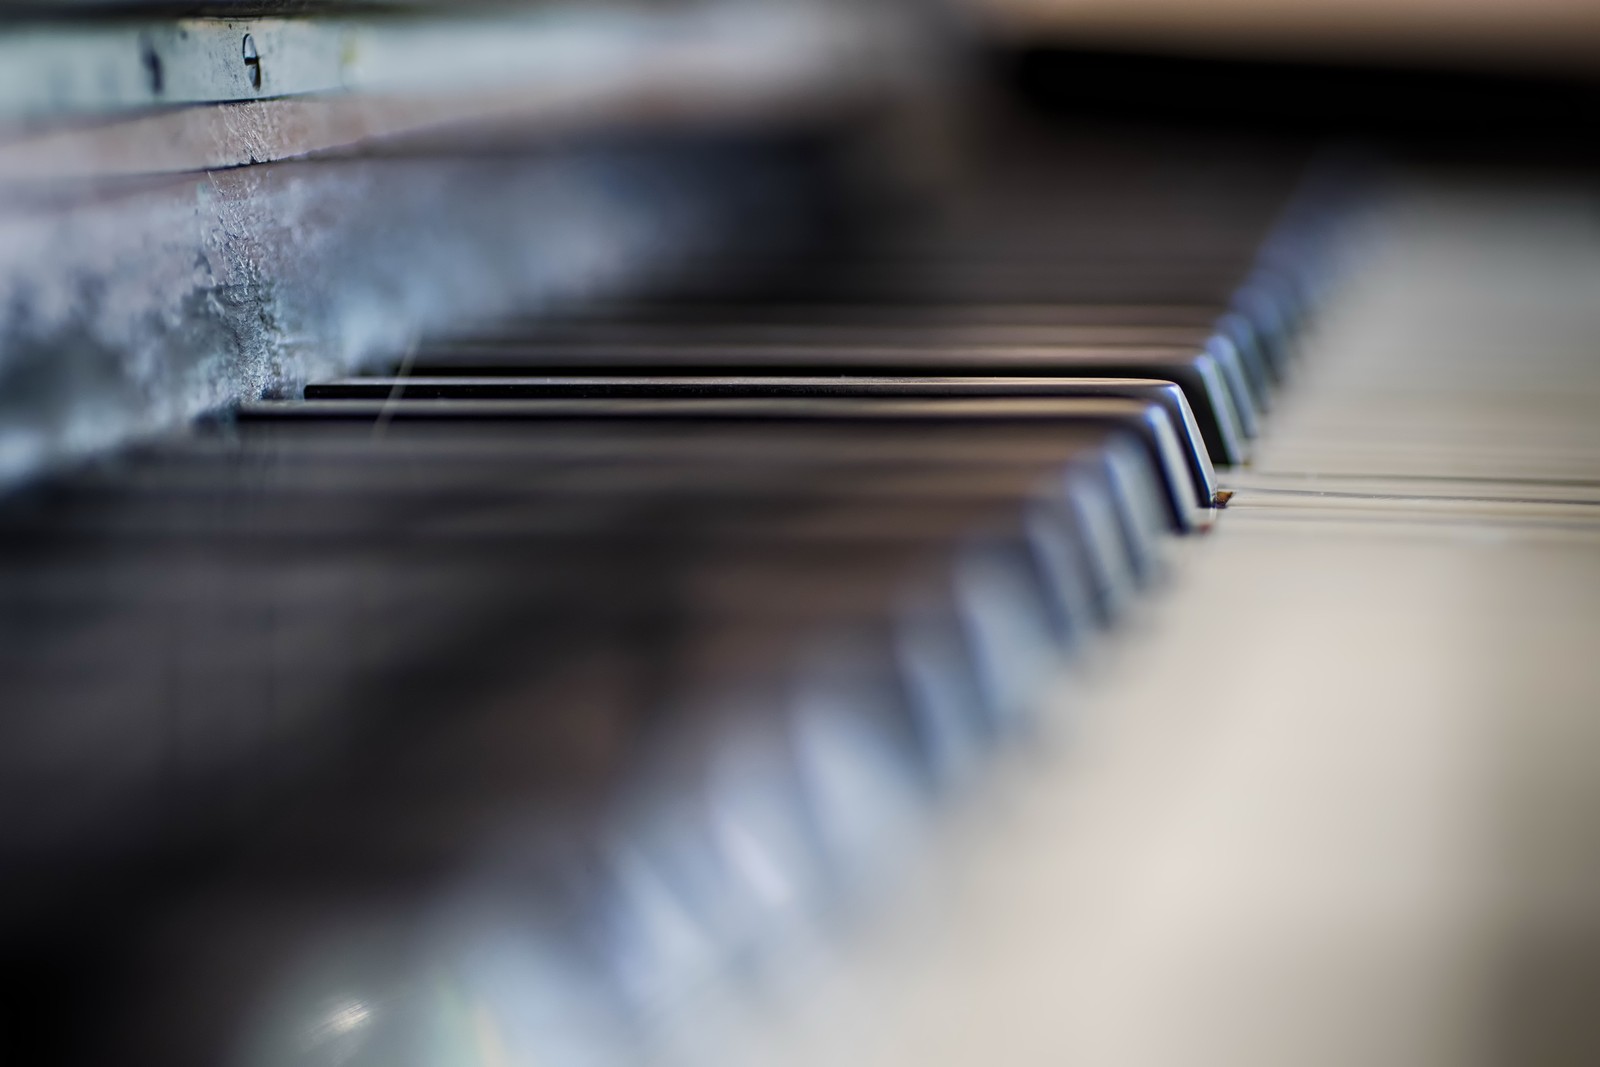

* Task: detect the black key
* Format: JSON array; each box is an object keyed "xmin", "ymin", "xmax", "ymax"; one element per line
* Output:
[
  {"xmin": 302, "ymin": 375, "xmax": 1220, "ymax": 507},
  {"xmin": 251, "ymin": 396, "xmax": 1203, "ymax": 533},
  {"xmin": 0, "ymin": 412, "xmax": 1165, "ymax": 930},
  {"xmin": 404, "ymin": 345, "xmax": 1253, "ymax": 466},
  {"xmin": 450, "ymin": 314, "xmax": 1277, "ymax": 404}
]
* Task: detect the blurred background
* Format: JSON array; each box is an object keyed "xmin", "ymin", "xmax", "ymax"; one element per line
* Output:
[{"xmin": 1, "ymin": 2, "xmax": 1599, "ymax": 1065}]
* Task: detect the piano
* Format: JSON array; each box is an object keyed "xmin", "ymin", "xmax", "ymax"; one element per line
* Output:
[{"xmin": 2, "ymin": 3, "xmax": 1599, "ymax": 1065}]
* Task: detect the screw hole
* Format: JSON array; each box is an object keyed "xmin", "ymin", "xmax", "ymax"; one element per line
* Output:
[
  {"xmin": 140, "ymin": 39, "xmax": 163, "ymax": 95},
  {"xmin": 242, "ymin": 33, "xmax": 262, "ymax": 90}
]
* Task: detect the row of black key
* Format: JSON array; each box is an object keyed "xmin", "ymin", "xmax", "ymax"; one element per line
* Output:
[{"xmin": 0, "ymin": 143, "xmax": 1352, "ymax": 1065}]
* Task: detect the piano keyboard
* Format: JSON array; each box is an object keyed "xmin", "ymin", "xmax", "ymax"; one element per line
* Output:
[
  {"xmin": 780, "ymin": 181, "xmax": 1600, "ymax": 1067},
  {"xmin": 0, "ymin": 128, "xmax": 1415, "ymax": 1067}
]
